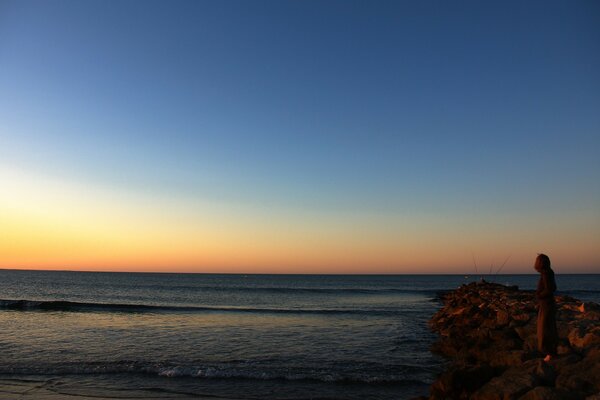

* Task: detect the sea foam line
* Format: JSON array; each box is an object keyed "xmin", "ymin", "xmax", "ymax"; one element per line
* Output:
[
  {"xmin": 0, "ymin": 299, "xmax": 414, "ymax": 316},
  {"xmin": 0, "ymin": 360, "xmax": 439, "ymax": 385}
]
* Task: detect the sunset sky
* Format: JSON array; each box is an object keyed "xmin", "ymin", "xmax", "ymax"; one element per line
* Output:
[{"xmin": 1, "ymin": 1, "xmax": 599, "ymax": 274}]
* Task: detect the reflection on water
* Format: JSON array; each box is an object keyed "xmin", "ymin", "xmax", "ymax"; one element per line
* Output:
[{"xmin": 0, "ymin": 271, "xmax": 598, "ymax": 399}]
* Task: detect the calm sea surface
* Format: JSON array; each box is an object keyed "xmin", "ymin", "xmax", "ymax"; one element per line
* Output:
[{"xmin": 0, "ymin": 271, "xmax": 599, "ymax": 399}]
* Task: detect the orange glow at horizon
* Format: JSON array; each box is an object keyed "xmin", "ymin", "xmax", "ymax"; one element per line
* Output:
[{"xmin": 1, "ymin": 167, "xmax": 599, "ymax": 274}]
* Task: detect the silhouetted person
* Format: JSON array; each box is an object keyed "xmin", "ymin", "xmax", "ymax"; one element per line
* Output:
[{"xmin": 535, "ymin": 253, "xmax": 558, "ymax": 361}]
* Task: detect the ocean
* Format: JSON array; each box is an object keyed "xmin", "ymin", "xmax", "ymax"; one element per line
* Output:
[{"xmin": 1, "ymin": 271, "xmax": 599, "ymax": 400}]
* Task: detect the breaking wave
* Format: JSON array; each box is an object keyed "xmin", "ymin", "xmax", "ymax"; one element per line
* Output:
[
  {"xmin": 0, "ymin": 360, "xmax": 439, "ymax": 385},
  {"xmin": 0, "ymin": 299, "xmax": 414, "ymax": 316}
]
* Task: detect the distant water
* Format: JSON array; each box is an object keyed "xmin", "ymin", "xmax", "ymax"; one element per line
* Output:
[{"xmin": 0, "ymin": 271, "xmax": 599, "ymax": 399}]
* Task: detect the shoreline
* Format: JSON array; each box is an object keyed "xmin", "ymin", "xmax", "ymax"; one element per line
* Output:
[
  {"xmin": 0, "ymin": 375, "xmax": 254, "ymax": 400},
  {"xmin": 417, "ymin": 281, "xmax": 600, "ymax": 400},
  {"xmin": 0, "ymin": 374, "xmax": 430, "ymax": 400},
  {"xmin": 0, "ymin": 377, "xmax": 200, "ymax": 400}
]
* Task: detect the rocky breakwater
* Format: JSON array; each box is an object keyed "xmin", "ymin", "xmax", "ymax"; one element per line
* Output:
[{"xmin": 422, "ymin": 281, "xmax": 600, "ymax": 400}]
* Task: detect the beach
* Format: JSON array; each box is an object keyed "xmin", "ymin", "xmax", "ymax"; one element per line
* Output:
[
  {"xmin": 0, "ymin": 377, "xmax": 200, "ymax": 399},
  {"xmin": 1, "ymin": 271, "xmax": 599, "ymax": 399},
  {"xmin": 2, "ymin": 1, "xmax": 599, "ymax": 398}
]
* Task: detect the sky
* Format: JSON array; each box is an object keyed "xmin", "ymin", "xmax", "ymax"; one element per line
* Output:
[{"xmin": 0, "ymin": 0, "xmax": 599, "ymax": 274}]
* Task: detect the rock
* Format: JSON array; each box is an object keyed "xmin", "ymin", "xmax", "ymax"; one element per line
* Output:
[
  {"xmin": 513, "ymin": 323, "xmax": 538, "ymax": 352},
  {"xmin": 568, "ymin": 326, "xmax": 600, "ymax": 351},
  {"xmin": 518, "ymin": 386, "xmax": 579, "ymax": 400},
  {"xmin": 427, "ymin": 282, "xmax": 600, "ymax": 400},
  {"xmin": 550, "ymin": 353, "xmax": 581, "ymax": 371},
  {"xmin": 471, "ymin": 368, "xmax": 537, "ymax": 400},
  {"xmin": 497, "ymin": 310, "xmax": 511, "ymax": 326},
  {"xmin": 488, "ymin": 350, "xmax": 527, "ymax": 367},
  {"xmin": 557, "ymin": 343, "xmax": 572, "ymax": 355},
  {"xmin": 558, "ymin": 322, "xmax": 571, "ymax": 339},
  {"xmin": 513, "ymin": 312, "xmax": 533, "ymax": 324},
  {"xmin": 556, "ymin": 347, "xmax": 600, "ymax": 395},
  {"xmin": 514, "ymin": 323, "xmax": 536, "ymax": 342},
  {"xmin": 430, "ymin": 364, "xmax": 496, "ymax": 399}
]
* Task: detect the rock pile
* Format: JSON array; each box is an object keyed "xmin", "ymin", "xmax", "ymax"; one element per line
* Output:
[{"xmin": 420, "ymin": 281, "xmax": 600, "ymax": 400}]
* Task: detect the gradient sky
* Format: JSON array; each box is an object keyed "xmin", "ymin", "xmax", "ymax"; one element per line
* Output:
[{"xmin": 0, "ymin": 0, "xmax": 599, "ymax": 273}]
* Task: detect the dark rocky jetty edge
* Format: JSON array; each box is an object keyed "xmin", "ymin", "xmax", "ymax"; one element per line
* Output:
[{"xmin": 416, "ymin": 281, "xmax": 600, "ymax": 400}]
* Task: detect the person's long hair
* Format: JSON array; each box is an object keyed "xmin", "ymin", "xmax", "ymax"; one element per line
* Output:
[{"xmin": 536, "ymin": 254, "xmax": 551, "ymax": 272}]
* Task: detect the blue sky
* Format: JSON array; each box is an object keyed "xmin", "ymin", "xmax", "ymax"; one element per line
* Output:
[{"xmin": 0, "ymin": 0, "xmax": 598, "ymax": 272}]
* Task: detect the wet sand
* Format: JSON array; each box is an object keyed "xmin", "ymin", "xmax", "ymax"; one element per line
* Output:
[{"xmin": 0, "ymin": 377, "xmax": 238, "ymax": 399}]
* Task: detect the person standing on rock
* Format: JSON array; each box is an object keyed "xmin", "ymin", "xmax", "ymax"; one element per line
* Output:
[{"xmin": 534, "ymin": 253, "xmax": 558, "ymax": 362}]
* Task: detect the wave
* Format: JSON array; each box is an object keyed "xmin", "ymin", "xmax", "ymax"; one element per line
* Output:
[
  {"xmin": 0, "ymin": 299, "xmax": 413, "ymax": 316},
  {"xmin": 0, "ymin": 360, "xmax": 439, "ymax": 385}
]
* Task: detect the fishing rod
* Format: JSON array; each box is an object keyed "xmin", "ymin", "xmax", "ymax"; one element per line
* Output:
[{"xmin": 494, "ymin": 255, "xmax": 512, "ymax": 276}]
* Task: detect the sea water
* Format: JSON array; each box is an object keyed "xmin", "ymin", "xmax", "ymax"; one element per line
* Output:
[{"xmin": 0, "ymin": 271, "xmax": 599, "ymax": 399}]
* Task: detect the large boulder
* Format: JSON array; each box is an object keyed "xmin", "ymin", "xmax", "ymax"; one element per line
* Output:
[
  {"xmin": 568, "ymin": 325, "xmax": 600, "ymax": 351},
  {"xmin": 555, "ymin": 346, "xmax": 600, "ymax": 396},
  {"xmin": 518, "ymin": 386, "xmax": 579, "ymax": 400},
  {"xmin": 429, "ymin": 364, "xmax": 496, "ymax": 400},
  {"xmin": 471, "ymin": 367, "xmax": 538, "ymax": 400}
]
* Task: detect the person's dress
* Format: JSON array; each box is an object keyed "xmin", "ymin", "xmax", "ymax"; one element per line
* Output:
[{"xmin": 536, "ymin": 268, "xmax": 558, "ymax": 355}]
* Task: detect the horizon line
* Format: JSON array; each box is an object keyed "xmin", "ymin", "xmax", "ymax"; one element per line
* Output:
[{"xmin": 1, "ymin": 267, "xmax": 598, "ymax": 276}]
